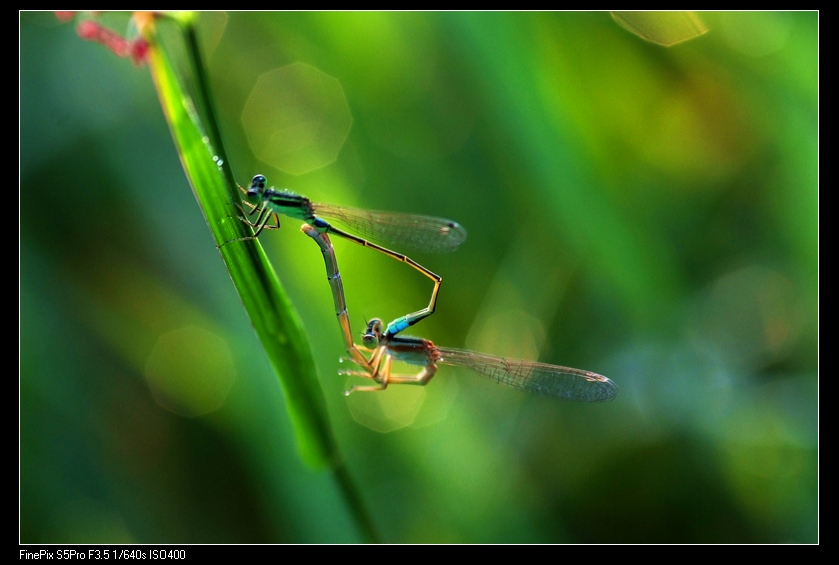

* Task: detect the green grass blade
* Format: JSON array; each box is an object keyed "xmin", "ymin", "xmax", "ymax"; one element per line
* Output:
[{"xmin": 145, "ymin": 17, "xmax": 337, "ymax": 470}]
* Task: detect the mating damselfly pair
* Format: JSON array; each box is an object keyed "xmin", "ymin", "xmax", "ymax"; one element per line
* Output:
[{"xmin": 239, "ymin": 174, "xmax": 617, "ymax": 402}]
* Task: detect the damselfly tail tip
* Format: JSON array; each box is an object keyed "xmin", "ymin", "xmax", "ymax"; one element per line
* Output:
[{"xmin": 300, "ymin": 223, "xmax": 317, "ymax": 237}]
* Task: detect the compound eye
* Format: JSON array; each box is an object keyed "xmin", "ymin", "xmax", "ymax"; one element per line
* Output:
[
  {"xmin": 362, "ymin": 334, "xmax": 377, "ymax": 348},
  {"xmin": 251, "ymin": 174, "xmax": 267, "ymax": 189},
  {"xmin": 366, "ymin": 318, "xmax": 383, "ymax": 337}
]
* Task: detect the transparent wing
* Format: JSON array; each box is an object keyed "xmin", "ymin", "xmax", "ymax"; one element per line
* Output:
[
  {"xmin": 435, "ymin": 347, "xmax": 617, "ymax": 402},
  {"xmin": 313, "ymin": 203, "xmax": 467, "ymax": 254}
]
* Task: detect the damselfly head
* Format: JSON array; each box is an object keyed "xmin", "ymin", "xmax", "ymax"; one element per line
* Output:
[
  {"xmin": 362, "ymin": 318, "xmax": 384, "ymax": 347},
  {"xmin": 248, "ymin": 174, "xmax": 268, "ymax": 197}
]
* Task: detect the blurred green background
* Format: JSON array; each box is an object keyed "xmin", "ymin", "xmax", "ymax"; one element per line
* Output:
[{"xmin": 20, "ymin": 11, "xmax": 817, "ymax": 543}]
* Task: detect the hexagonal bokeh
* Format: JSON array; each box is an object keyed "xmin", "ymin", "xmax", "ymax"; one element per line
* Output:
[
  {"xmin": 144, "ymin": 325, "xmax": 237, "ymax": 418},
  {"xmin": 242, "ymin": 62, "xmax": 352, "ymax": 175}
]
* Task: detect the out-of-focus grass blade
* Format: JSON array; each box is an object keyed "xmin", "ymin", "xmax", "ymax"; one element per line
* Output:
[
  {"xmin": 141, "ymin": 13, "xmax": 338, "ymax": 470},
  {"xmin": 611, "ymin": 11, "xmax": 708, "ymax": 46}
]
